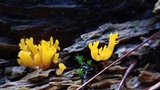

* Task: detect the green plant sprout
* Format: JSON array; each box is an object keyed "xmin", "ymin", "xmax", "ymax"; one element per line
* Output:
[
  {"xmin": 87, "ymin": 60, "xmax": 92, "ymax": 66},
  {"xmin": 75, "ymin": 54, "xmax": 85, "ymax": 66},
  {"xmin": 76, "ymin": 68, "xmax": 84, "ymax": 76},
  {"xmin": 75, "ymin": 54, "xmax": 93, "ymax": 77}
]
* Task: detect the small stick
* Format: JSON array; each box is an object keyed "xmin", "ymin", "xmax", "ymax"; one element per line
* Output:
[
  {"xmin": 76, "ymin": 30, "xmax": 160, "ymax": 90},
  {"xmin": 148, "ymin": 82, "xmax": 160, "ymax": 90},
  {"xmin": 118, "ymin": 59, "xmax": 138, "ymax": 90}
]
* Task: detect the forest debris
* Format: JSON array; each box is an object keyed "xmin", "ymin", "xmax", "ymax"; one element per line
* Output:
[
  {"xmin": 67, "ymin": 84, "xmax": 81, "ymax": 90},
  {"xmin": 118, "ymin": 59, "xmax": 138, "ymax": 90},
  {"xmin": 138, "ymin": 71, "xmax": 160, "ymax": 83},
  {"xmin": 35, "ymin": 69, "xmax": 81, "ymax": 90},
  {"xmin": 0, "ymin": 86, "xmax": 29, "ymax": 90},
  {"xmin": 91, "ymin": 79, "xmax": 120, "ymax": 89},
  {"xmin": 110, "ymin": 83, "xmax": 127, "ymax": 90},
  {"xmin": 62, "ymin": 69, "xmax": 77, "ymax": 78},
  {"xmin": 0, "ymin": 68, "xmax": 80, "ymax": 90},
  {"xmin": 108, "ymin": 66, "xmax": 127, "ymax": 72},
  {"xmin": 26, "ymin": 69, "xmax": 55, "ymax": 82},
  {"xmin": 5, "ymin": 66, "xmax": 27, "ymax": 80},
  {"xmin": 126, "ymin": 76, "xmax": 140, "ymax": 89},
  {"xmin": 95, "ymin": 74, "xmax": 122, "ymax": 81},
  {"xmin": 0, "ymin": 80, "xmax": 37, "ymax": 88},
  {"xmin": 0, "ymin": 68, "xmax": 54, "ymax": 88}
]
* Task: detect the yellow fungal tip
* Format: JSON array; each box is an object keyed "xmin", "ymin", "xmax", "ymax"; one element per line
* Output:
[
  {"xmin": 56, "ymin": 63, "xmax": 66, "ymax": 75},
  {"xmin": 88, "ymin": 32, "xmax": 119, "ymax": 61}
]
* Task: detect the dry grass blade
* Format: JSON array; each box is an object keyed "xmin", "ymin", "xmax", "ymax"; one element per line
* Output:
[
  {"xmin": 118, "ymin": 59, "xmax": 138, "ymax": 90},
  {"xmin": 76, "ymin": 30, "xmax": 160, "ymax": 90}
]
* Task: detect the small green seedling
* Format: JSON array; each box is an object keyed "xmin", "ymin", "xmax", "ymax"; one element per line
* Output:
[
  {"xmin": 75, "ymin": 54, "xmax": 85, "ymax": 66},
  {"xmin": 76, "ymin": 68, "xmax": 84, "ymax": 76},
  {"xmin": 75, "ymin": 54, "xmax": 93, "ymax": 76}
]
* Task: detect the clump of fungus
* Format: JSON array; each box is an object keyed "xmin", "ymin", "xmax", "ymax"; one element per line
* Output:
[
  {"xmin": 56, "ymin": 63, "xmax": 66, "ymax": 75},
  {"xmin": 88, "ymin": 32, "xmax": 118, "ymax": 61},
  {"xmin": 17, "ymin": 37, "xmax": 66, "ymax": 74}
]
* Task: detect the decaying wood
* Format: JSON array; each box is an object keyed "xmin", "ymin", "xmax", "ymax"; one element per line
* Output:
[
  {"xmin": 64, "ymin": 17, "xmax": 160, "ymax": 53},
  {"xmin": 0, "ymin": 18, "xmax": 160, "ymax": 90},
  {"xmin": 0, "ymin": 1, "xmax": 160, "ymax": 90}
]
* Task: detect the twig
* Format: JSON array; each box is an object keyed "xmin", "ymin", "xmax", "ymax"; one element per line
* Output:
[
  {"xmin": 118, "ymin": 59, "xmax": 138, "ymax": 90},
  {"xmin": 148, "ymin": 82, "xmax": 160, "ymax": 90},
  {"xmin": 76, "ymin": 30, "xmax": 160, "ymax": 90}
]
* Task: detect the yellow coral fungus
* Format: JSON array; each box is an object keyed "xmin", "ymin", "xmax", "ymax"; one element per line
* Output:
[
  {"xmin": 17, "ymin": 37, "xmax": 61, "ymax": 70},
  {"xmin": 56, "ymin": 63, "xmax": 66, "ymax": 75},
  {"xmin": 88, "ymin": 32, "xmax": 118, "ymax": 61}
]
